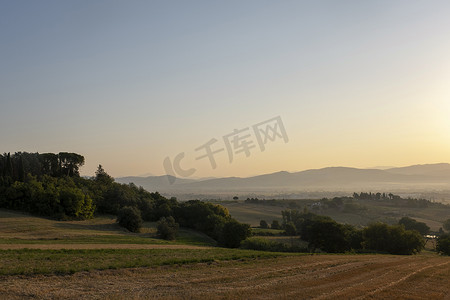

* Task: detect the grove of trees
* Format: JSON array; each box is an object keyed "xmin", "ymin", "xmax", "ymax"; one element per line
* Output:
[
  {"xmin": 398, "ymin": 217, "xmax": 430, "ymax": 235},
  {"xmin": 0, "ymin": 152, "xmax": 251, "ymax": 248},
  {"xmin": 280, "ymin": 209, "xmax": 425, "ymax": 254},
  {"xmin": 352, "ymin": 192, "xmax": 439, "ymax": 208},
  {"xmin": 362, "ymin": 223, "xmax": 424, "ymax": 255}
]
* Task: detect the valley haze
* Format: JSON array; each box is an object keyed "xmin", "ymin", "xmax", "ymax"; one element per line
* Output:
[{"xmin": 116, "ymin": 163, "xmax": 450, "ymax": 200}]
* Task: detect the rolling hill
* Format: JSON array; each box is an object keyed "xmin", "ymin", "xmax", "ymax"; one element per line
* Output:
[{"xmin": 116, "ymin": 163, "xmax": 450, "ymax": 194}]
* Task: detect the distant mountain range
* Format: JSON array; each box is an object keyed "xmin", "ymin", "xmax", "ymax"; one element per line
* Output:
[{"xmin": 116, "ymin": 163, "xmax": 450, "ymax": 194}]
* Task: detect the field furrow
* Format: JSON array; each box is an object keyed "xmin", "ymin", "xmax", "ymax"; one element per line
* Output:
[{"xmin": 1, "ymin": 255, "xmax": 448, "ymax": 300}]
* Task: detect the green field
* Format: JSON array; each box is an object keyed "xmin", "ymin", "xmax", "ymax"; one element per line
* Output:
[
  {"xmin": 0, "ymin": 208, "xmax": 449, "ymax": 299},
  {"xmin": 0, "ymin": 209, "xmax": 216, "ymax": 246},
  {"xmin": 0, "ymin": 248, "xmax": 286, "ymax": 276},
  {"xmin": 0, "ymin": 209, "xmax": 290, "ymax": 276},
  {"xmin": 217, "ymin": 199, "xmax": 450, "ymax": 231}
]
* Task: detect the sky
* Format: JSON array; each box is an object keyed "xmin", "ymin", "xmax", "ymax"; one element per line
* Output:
[{"xmin": 1, "ymin": 0, "xmax": 450, "ymax": 178}]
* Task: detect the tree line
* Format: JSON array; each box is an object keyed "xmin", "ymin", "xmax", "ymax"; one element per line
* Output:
[
  {"xmin": 0, "ymin": 152, "xmax": 251, "ymax": 248},
  {"xmin": 0, "ymin": 152, "xmax": 85, "ymax": 182},
  {"xmin": 0, "ymin": 152, "xmax": 93, "ymax": 219},
  {"xmin": 353, "ymin": 192, "xmax": 440, "ymax": 208},
  {"xmin": 280, "ymin": 209, "xmax": 425, "ymax": 255}
]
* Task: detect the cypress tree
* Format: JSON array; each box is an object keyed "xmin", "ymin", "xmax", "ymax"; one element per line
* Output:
[
  {"xmin": 5, "ymin": 153, "xmax": 13, "ymax": 178},
  {"xmin": 0, "ymin": 154, "xmax": 4, "ymax": 177},
  {"xmin": 18, "ymin": 155, "xmax": 25, "ymax": 182}
]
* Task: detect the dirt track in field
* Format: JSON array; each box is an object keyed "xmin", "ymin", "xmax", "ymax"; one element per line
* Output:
[
  {"xmin": 0, "ymin": 254, "xmax": 449, "ymax": 300},
  {"xmin": 0, "ymin": 244, "xmax": 209, "ymax": 250}
]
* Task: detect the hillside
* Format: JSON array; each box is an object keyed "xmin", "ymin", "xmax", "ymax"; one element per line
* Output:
[
  {"xmin": 0, "ymin": 209, "xmax": 216, "ymax": 247},
  {"xmin": 116, "ymin": 163, "xmax": 450, "ymax": 196},
  {"xmin": 115, "ymin": 175, "xmax": 198, "ymax": 190},
  {"xmin": 216, "ymin": 198, "xmax": 450, "ymax": 230}
]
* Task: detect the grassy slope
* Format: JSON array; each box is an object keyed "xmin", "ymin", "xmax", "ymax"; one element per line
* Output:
[
  {"xmin": 0, "ymin": 209, "xmax": 216, "ymax": 246},
  {"xmin": 223, "ymin": 202, "xmax": 285, "ymax": 226},
  {"xmin": 0, "ymin": 209, "xmax": 290, "ymax": 276},
  {"xmin": 0, "ymin": 209, "xmax": 448, "ymax": 299},
  {"xmin": 219, "ymin": 200, "xmax": 450, "ymax": 230}
]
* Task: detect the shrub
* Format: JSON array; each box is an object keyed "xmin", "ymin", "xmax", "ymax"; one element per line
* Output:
[
  {"xmin": 443, "ymin": 219, "xmax": 450, "ymax": 232},
  {"xmin": 436, "ymin": 234, "xmax": 450, "ymax": 255},
  {"xmin": 363, "ymin": 223, "xmax": 424, "ymax": 255},
  {"xmin": 241, "ymin": 237, "xmax": 288, "ymax": 252},
  {"xmin": 284, "ymin": 222, "xmax": 297, "ymax": 236},
  {"xmin": 271, "ymin": 220, "xmax": 281, "ymax": 229},
  {"xmin": 260, "ymin": 220, "xmax": 269, "ymax": 229},
  {"xmin": 157, "ymin": 216, "xmax": 179, "ymax": 240},
  {"xmin": 219, "ymin": 219, "xmax": 251, "ymax": 248},
  {"xmin": 117, "ymin": 206, "xmax": 142, "ymax": 232},
  {"xmin": 305, "ymin": 219, "xmax": 352, "ymax": 253},
  {"xmin": 252, "ymin": 230, "xmax": 275, "ymax": 236},
  {"xmin": 240, "ymin": 237, "xmax": 307, "ymax": 253}
]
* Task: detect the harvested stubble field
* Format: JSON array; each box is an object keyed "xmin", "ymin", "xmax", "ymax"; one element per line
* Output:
[
  {"xmin": 0, "ymin": 209, "xmax": 449, "ymax": 299},
  {"xmin": 0, "ymin": 253, "xmax": 449, "ymax": 299}
]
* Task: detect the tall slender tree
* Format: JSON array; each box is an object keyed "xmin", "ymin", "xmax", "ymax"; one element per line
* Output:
[
  {"xmin": 18, "ymin": 155, "xmax": 25, "ymax": 182},
  {"xmin": 5, "ymin": 153, "xmax": 13, "ymax": 178}
]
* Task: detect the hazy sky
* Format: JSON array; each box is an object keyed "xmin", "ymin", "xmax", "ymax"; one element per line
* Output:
[{"xmin": 1, "ymin": 1, "xmax": 450, "ymax": 178}]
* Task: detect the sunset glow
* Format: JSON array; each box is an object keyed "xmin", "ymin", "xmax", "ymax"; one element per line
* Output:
[{"xmin": 1, "ymin": 1, "xmax": 450, "ymax": 178}]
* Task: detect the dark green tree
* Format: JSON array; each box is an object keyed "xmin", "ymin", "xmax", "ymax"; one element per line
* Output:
[
  {"xmin": 219, "ymin": 219, "xmax": 251, "ymax": 248},
  {"xmin": 117, "ymin": 206, "xmax": 143, "ymax": 232},
  {"xmin": 95, "ymin": 165, "xmax": 114, "ymax": 185},
  {"xmin": 398, "ymin": 217, "xmax": 430, "ymax": 235},
  {"xmin": 284, "ymin": 222, "xmax": 297, "ymax": 236},
  {"xmin": 436, "ymin": 234, "xmax": 450, "ymax": 255},
  {"xmin": 100, "ymin": 184, "xmax": 139, "ymax": 214},
  {"xmin": 157, "ymin": 216, "xmax": 179, "ymax": 240},
  {"xmin": 58, "ymin": 152, "xmax": 85, "ymax": 177},
  {"xmin": 17, "ymin": 155, "xmax": 25, "ymax": 182},
  {"xmin": 40, "ymin": 153, "xmax": 59, "ymax": 176},
  {"xmin": 443, "ymin": 219, "xmax": 450, "ymax": 232},
  {"xmin": 260, "ymin": 220, "xmax": 269, "ymax": 229},
  {"xmin": 305, "ymin": 219, "xmax": 351, "ymax": 253},
  {"xmin": 5, "ymin": 153, "xmax": 13, "ymax": 178},
  {"xmin": 363, "ymin": 223, "xmax": 424, "ymax": 255},
  {"xmin": 271, "ymin": 220, "xmax": 281, "ymax": 229}
]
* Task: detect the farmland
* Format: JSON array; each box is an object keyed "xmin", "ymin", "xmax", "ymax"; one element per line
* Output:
[
  {"xmin": 1, "ymin": 253, "xmax": 449, "ymax": 299},
  {"xmin": 0, "ymin": 209, "xmax": 216, "ymax": 247},
  {"xmin": 0, "ymin": 209, "xmax": 449, "ymax": 299},
  {"xmin": 216, "ymin": 199, "xmax": 450, "ymax": 230}
]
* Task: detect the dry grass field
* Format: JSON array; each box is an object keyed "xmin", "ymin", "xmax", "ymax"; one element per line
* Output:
[
  {"xmin": 0, "ymin": 254, "xmax": 448, "ymax": 299},
  {"xmin": 1, "ymin": 209, "xmax": 449, "ymax": 299}
]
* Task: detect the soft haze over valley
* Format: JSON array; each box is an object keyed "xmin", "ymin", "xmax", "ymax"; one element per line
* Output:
[{"xmin": 117, "ymin": 163, "xmax": 450, "ymax": 201}]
